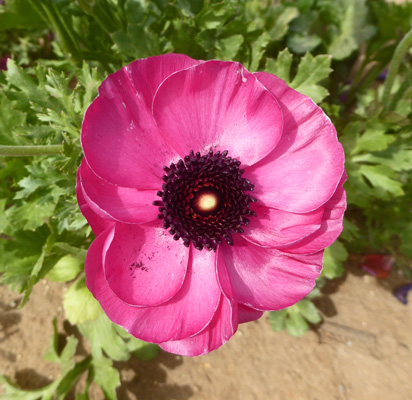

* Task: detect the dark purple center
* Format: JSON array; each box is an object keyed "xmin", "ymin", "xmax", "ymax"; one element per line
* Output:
[{"xmin": 153, "ymin": 150, "xmax": 256, "ymax": 251}]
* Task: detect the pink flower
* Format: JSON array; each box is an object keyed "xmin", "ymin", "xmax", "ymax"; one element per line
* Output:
[{"xmin": 77, "ymin": 54, "xmax": 346, "ymax": 356}]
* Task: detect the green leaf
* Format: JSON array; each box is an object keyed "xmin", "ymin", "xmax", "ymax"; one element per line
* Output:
[
  {"xmin": 0, "ymin": 0, "xmax": 45, "ymax": 30},
  {"xmin": 5, "ymin": 60, "xmax": 52, "ymax": 109},
  {"xmin": 0, "ymin": 92, "xmax": 27, "ymax": 145},
  {"xmin": 359, "ymin": 164, "xmax": 404, "ymax": 198},
  {"xmin": 265, "ymin": 48, "xmax": 293, "ymax": 83},
  {"xmin": 268, "ymin": 309, "xmax": 288, "ymax": 331},
  {"xmin": 215, "ymin": 34, "xmax": 244, "ymax": 61},
  {"xmin": 63, "ymin": 275, "xmax": 103, "ymax": 324},
  {"xmin": 296, "ymin": 299, "xmax": 322, "ymax": 324},
  {"xmin": 290, "ymin": 53, "xmax": 332, "ymax": 103},
  {"xmin": 267, "ymin": 6, "xmax": 299, "ymax": 42},
  {"xmin": 249, "ymin": 32, "xmax": 271, "ymax": 72},
  {"xmin": 322, "ymin": 241, "xmax": 348, "ymax": 279},
  {"xmin": 91, "ymin": 356, "xmax": 120, "ymax": 400},
  {"xmin": 327, "ymin": 0, "xmax": 376, "ymax": 60},
  {"xmin": 78, "ymin": 314, "xmax": 130, "ymax": 362},
  {"xmin": 285, "ymin": 308, "xmax": 309, "ymax": 337},
  {"xmin": 287, "ymin": 33, "xmax": 321, "ymax": 54},
  {"xmin": 46, "ymin": 255, "xmax": 83, "ymax": 282},
  {"xmin": 112, "ymin": 24, "xmax": 166, "ymax": 60},
  {"xmin": 352, "ymin": 124, "xmax": 395, "ymax": 155}
]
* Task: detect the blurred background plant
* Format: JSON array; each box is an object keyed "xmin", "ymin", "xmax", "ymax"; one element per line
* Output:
[{"xmin": 1, "ymin": 0, "xmax": 412, "ymax": 397}]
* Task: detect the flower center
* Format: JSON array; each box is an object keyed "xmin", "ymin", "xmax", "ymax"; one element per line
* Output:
[{"xmin": 153, "ymin": 150, "xmax": 256, "ymax": 251}]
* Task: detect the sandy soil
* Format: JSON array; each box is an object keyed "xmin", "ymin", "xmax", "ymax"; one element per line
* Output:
[{"xmin": 1, "ymin": 260, "xmax": 411, "ymax": 400}]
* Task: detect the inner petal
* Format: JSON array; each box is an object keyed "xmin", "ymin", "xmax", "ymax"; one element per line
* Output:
[
  {"xmin": 104, "ymin": 222, "xmax": 189, "ymax": 307},
  {"xmin": 152, "ymin": 60, "xmax": 283, "ymax": 167}
]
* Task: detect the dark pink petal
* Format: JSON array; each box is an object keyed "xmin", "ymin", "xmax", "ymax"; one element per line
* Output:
[
  {"xmin": 85, "ymin": 225, "xmax": 116, "ymax": 296},
  {"xmin": 152, "ymin": 60, "xmax": 283, "ymax": 166},
  {"xmin": 242, "ymin": 203, "xmax": 324, "ymax": 248},
  {"xmin": 104, "ymin": 222, "xmax": 189, "ymax": 307},
  {"xmin": 86, "ymin": 239, "xmax": 221, "ymax": 343},
  {"xmin": 79, "ymin": 160, "xmax": 158, "ymax": 224},
  {"xmin": 159, "ymin": 251, "xmax": 238, "ymax": 356},
  {"xmin": 248, "ymin": 72, "xmax": 345, "ymax": 213},
  {"xmin": 222, "ymin": 237, "xmax": 323, "ymax": 311},
  {"xmin": 278, "ymin": 172, "xmax": 347, "ymax": 254},
  {"xmin": 125, "ymin": 53, "xmax": 202, "ymax": 111},
  {"xmin": 159, "ymin": 295, "xmax": 237, "ymax": 357},
  {"xmin": 76, "ymin": 168, "xmax": 113, "ymax": 235},
  {"xmin": 238, "ymin": 304, "xmax": 264, "ymax": 324},
  {"xmin": 82, "ymin": 54, "xmax": 200, "ymax": 188}
]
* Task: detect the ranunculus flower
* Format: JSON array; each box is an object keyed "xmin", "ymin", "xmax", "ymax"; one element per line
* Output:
[{"xmin": 77, "ymin": 54, "xmax": 346, "ymax": 356}]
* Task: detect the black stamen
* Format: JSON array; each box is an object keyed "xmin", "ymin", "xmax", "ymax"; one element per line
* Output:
[{"xmin": 153, "ymin": 149, "xmax": 256, "ymax": 251}]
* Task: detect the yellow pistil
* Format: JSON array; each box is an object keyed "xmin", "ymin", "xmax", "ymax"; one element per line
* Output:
[{"xmin": 197, "ymin": 192, "xmax": 218, "ymax": 212}]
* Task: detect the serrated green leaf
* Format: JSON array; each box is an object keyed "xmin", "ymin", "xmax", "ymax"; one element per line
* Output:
[
  {"xmin": 322, "ymin": 241, "xmax": 348, "ymax": 279},
  {"xmin": 265, "ymin": 48, "xmax": 293, "ymax": 83},
  {"xmin": 286, "ymin": 309, "xmax": 309, "ymax": 337},
  {"xmin": 0, "ymin": 92, "xmax": 27, "ymax": 145},
  {"xmin": 296, "ymin": 299, "xmax": 322, "ymax": 324},
  {"xmin": 63, "ymin": 276, "xmax": 103, "ymax": 324},
  {"xmin": 5, "ymin": 60, "xmax": 52, "ymax": 109},
  {"xmin": 91, "ymin": 356, "xmax": 120, "ymax": 400},
  {"xmin": 291, "ymin": 53, "xmax": 332, "ymax": 103},
  {"xmin": 359, "ymin": 165, "xmax": 404, "ymax": 198},
  {"xmin": 352, "ymin": 125, "xmax": 395, "ymax": 155},
  {"xmin": 215, "ymin": 34, "xmax": 244, "ymax": 61},
  {"xmin": 78, "ymin": 314, "xmax": 130, "ymax": 362}
]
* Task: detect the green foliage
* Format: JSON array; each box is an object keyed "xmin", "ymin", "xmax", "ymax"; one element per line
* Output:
[
  {"xmin": 269, "ymin": 298, "xmax": 322, "ymax": 337},
  {"xmin": 0, "ymin": 319, "xmax": 91, "ymax": 400}
]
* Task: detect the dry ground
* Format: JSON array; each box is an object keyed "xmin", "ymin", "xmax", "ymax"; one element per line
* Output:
[{"xmin": 1, "ymin": 260, "xmax": 411, "ymax": 400}]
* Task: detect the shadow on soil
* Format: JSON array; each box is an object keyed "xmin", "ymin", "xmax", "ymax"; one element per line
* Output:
[{"xmin": 114, "ymin": 351, "xmax": 194, "ymax": 400}]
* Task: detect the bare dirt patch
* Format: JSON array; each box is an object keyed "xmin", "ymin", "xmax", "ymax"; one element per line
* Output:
[{"xmin": 1, "ymin": 263, "xmax": 411, "ymax": 400}]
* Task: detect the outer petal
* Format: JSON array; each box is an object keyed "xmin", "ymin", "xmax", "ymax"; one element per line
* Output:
[
  {"xmin": 86, "ymin": 238, "xmax": 221, "ymax": 343},
  {"xmin": 242, "ymin": 203, "xmax": 324, "ymax": 248},
  {"xmin": 104, "ymin": 222, "xmax": 189, "ymax": 307},
  {"xmin": 222, "ymin": 236, "xmax": 323, "ymax": 311},
  {"xmin": 152, "ymin": 60, "xmax": 283, "ymax": 166},
  {"xmin": 159, "ymin": 248, "xmax": 238, "ymax": 356},
  {"xmin": 159, "ymin": 296, "xmax": 235, "ymax": 356},
  {"xmin": 278, "ymin": 172, "xmax": 347, "ymax": 254},
  {"xmin": 79, "ymin": 160, "xmax": 158, "ymax": 224},
  {"xmin": 247, "ymin": 72, "xmax": 345, "ymax": 213},
  {"xmin": 238, "ymin": 304, "xmax": 264, "ymax": 324},
  {"xmin": 76, "ymin": 168, "xmax": 113, "ymax": 235},
  {"xmin": 82, "ymin": 54, "xmax": 200, "ymax": 188}
]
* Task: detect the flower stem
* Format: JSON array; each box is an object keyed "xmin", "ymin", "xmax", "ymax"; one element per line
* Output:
[
  {"xmin": 383, "ymin": 27, "xmax": 412, "ymax": 108},
  {"xmin": 0, "ymin": 145, "xmax": 62, "ymax": 157}
]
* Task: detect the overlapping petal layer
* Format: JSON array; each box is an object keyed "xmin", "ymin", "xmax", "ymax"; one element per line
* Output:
[
  {"xmin": 248, "ymin": 72, "xmax": 345, "ymax": 213},
  {"xmin": 104, "ymin": 222, "xmax": 189, "ymax": 307},
  {"xmin": 221, "ymin": 236, "xmax": 322, "ymax": 310},
  {"xmin": 82, "ymin": 54, "xmax": 200, "ymax": 189},
  {"xmin": 86, "ymin": 231, "xmax": 222, "ymax": 343},
  {"xmin": 79, "ymin": 160, "xmax": 158, "ymax": 224},
  {"xmin": 79, "ymin": 54, "xmax": 346, "ymax": 356},
  {"xmin": 153, "ymin": 60, "xmax": 283, "ymax": 166}
]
